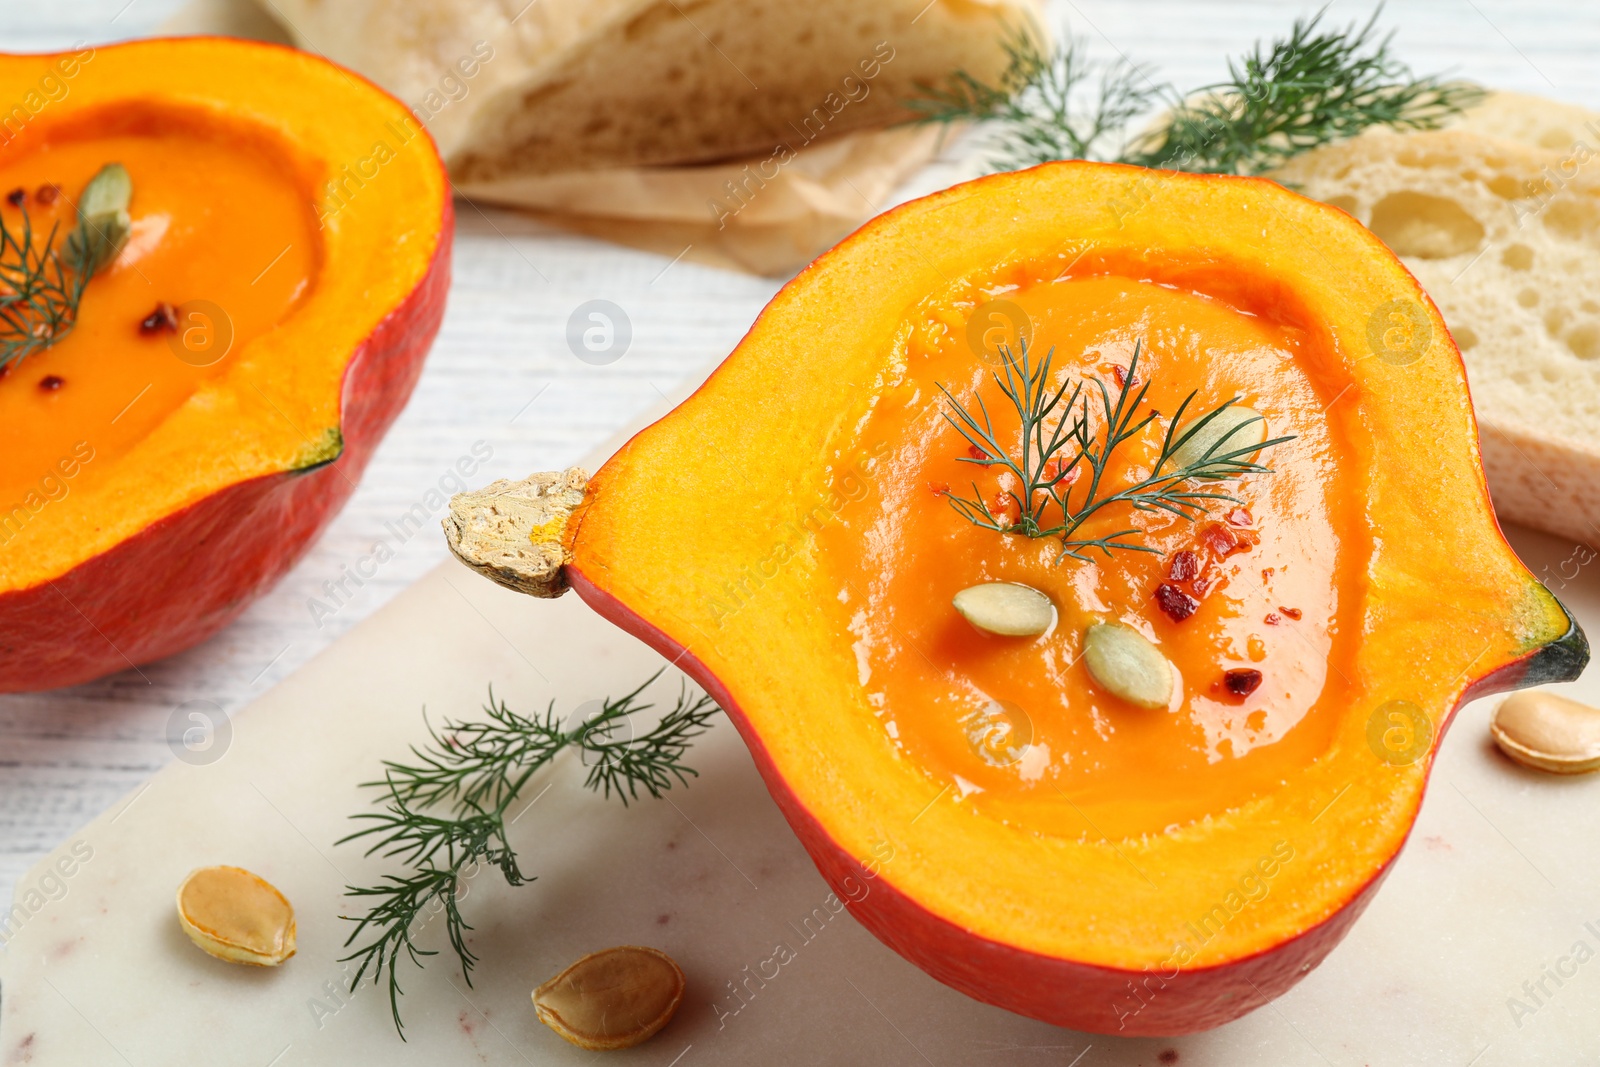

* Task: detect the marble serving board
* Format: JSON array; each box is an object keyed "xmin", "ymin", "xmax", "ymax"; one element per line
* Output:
[{"xmin": 3, "ymin": 413, "xmax": 1600, "ymax": 1066}]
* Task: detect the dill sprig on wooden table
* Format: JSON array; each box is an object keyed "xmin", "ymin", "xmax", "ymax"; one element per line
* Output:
[
  {"xmin": 338, "ymin": 671, "xmax": 719, "ymax": 1038},
  {"xmin": 0, "ymin": 164, "xmax": 131, "ymax": 374},
  {"xmin": 938, "ymin": 340, "xmax": 1293, "ymax": 562},
  {"xmin": 909, "ymin": 7, "xmax": 1484, "ymax": 175}
]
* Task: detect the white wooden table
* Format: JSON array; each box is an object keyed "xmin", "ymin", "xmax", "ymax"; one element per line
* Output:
[{"xmin": 3, "ymin": 0, "xmax": 1597, "ymax": 933}]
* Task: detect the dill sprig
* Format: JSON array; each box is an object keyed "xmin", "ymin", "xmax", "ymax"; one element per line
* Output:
[
  {"xmin": 938, "ymin": 340, "xmax": 1293, "ymax": 562},
  {"xmin": 906, "ymin": 27, "xmax": 1161, "ymax": 173},
  {"xmin": 338, "ymin": 671, "xmax": 720, "ymax": 1038},
  {"xmin": 910, "ymin": 6, "xmax": 1483, "ymax": 175},
  {"xmin": 0, "ymin": 211, "xmax": 88, "ymax": 372},
  {"xmin": 0, "ymin": 164, "xmax": 131, "ymax": 374},
  {"xmin": 1126, "ymin": 8, "xmax": 1485, "ymax": 175}
]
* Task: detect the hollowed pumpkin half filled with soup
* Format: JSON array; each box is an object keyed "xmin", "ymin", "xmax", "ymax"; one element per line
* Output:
[
  {"xmin": 447, "ymin": 161, "xmax": 1586, "ymax": 1035},
  {"xmin": 0, "ymin": 39, "xmax": 451, "ymax": 691}
]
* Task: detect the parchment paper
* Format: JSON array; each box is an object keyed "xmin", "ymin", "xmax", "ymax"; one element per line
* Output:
[{"xmin": 160, "ymin": 0, "xmax": 946, "ymax": 275}]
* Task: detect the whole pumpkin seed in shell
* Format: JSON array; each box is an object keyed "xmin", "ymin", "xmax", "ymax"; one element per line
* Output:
[
  {"xmin": 533, "ymin": 945, "xmax": 685, "ymax": 1050},
  {"xmin": 176, "ymin": 865, "xmax": 296, "ymax": 966},
  {"xmin": 1491, "ymin": 690, "xmax": 1600, "ymax": 773}
]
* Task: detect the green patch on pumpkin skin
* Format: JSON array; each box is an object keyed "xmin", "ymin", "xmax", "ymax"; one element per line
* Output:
[
  {"xmin": 1433, "ymin": 578, "xmax": 1588, "ymax": 695},
  {"xmin": 290, "ymin": 427, "xmax": 344, "ymax": 473},
  {"xmin": 1507, "ymin": 577, "xmax": 1590, "ymax": 688},
  {"xmin": 1516, "ymin": 577, "xmax": 1579, "ymax": 650}
]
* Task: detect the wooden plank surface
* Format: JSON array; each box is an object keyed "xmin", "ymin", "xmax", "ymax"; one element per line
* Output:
[{"xmin": 2, "ymin": 0, "xmax": 1597, "ymax": 932}]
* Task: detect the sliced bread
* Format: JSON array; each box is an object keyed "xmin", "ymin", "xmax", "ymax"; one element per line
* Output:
[
  {"xmin": 257, "ymin": 0, "xmax": 1042, "ymax": 179},
  {"xmin": 1446, "ymin": 89, "xmax": 1600, "ymax": 155},
  {"xmin": 1270, "ymin": 125, "xmax": 1600, "ymax": 548}
]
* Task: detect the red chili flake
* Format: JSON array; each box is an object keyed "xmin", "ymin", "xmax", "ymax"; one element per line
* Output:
[
  {"xmin": 989, "ymin": 492, "xmax": 1019, "ymax": 526},
  {"xmin": 1108, "ymin": 363, "xmax": 1138, "ymax": 389},
  {"xmin": 1261, "ymin": 567, "xmax": 1275, "ymax": 581},
  {"xmin": 1200, "ymin": 522, "xmax": 1236, "ymax": 556},
  {"xmin": 1203, "ymin": 521, "xmax": 1235, "ymax": 556},
  {"xmin": 1167, "ymin": 549, "xmax": 1200, "ymax": 583},
  {"xmin": 967, "ymin": 444, "xmax": 988, "ymax": 461},
  {"xmin": 1041, "ymin": 457, "xmax": 1080, "ymax": 488},
  {"xmin": 1224, "ymin": 668, "xmax": 1263, "ymax": 697},
  {"xmin": 1264, "ymin": 612, "xmax": 1281, "ymax": 625},
  {"xmin": 927, "ymin": 481, "xmax": 949, "ymax": 497},
  {"xmin": 1225, "ymin": 507, "xmax": 1253, "ymax": 527},
  {"xmin": 38, "ymin": 375, "xmax": 64, "ymax": 391},
  {"xmin": 1200, "ymin": 521, "xmax": 1249, "ymax": 558},
  {"xmin": 1193, "ymin": 575, "xmax": 1215, "ymax": 597},
  {"xmin": 1154, "ymin": 582, "xmax": 1200, "ymax": 622},
  {"xmin": 1279, "ymin": 606, "xmax": 1302, "ymax": 620},
  {"xmin": 140, "ymin": 302, "xmax": 179, "ymax": 335},
  {"xmin": 4, "ymin": 187, "xmax": 23, "ymax": 207},
  {"xmin": 34, "ymin": 183, "xmax": 59, "ymax": 205}
]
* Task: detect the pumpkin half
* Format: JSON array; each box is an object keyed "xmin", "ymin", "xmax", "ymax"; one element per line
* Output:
[
  {"xmin": 0, "ymin": 38, "xmax": 451, "ymax": 691},
  {"xmin": 446, "ymin": 161, "xmax": 1586, "ymax": 1034}
]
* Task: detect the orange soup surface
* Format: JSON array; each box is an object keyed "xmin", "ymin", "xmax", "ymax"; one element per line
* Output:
[
  {"xmin": 817, "ymin": 270, "xmax": 1365, "ymax": 840},
  {"xmin": 0, "ymin": 118, "xmax": 319, "ymax": 502}
]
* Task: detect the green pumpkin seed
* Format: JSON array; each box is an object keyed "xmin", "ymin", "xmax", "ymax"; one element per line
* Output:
[
  {"xmin": 78, "ymin": 163, "xmax": 132, "ymax": 220},
  {"xmin": 1170, "ymin": 405, "xmax": 1267, "ymax": 475},
  {"xmin": 1083, "ymin": 622, "xmax": 1174, "ymax": 708},
  {"xmin": 67, "ymin": 163, "xmax": 132, "ymax": 276},
  {"xmin": 953, "ymin": 582, "xmax": 1055, "ymax": 637}
]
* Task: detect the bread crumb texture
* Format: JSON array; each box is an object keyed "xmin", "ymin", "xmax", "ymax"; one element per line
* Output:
[{"xmin": 1272, "ymin": 92, "xmax": 1600, "ymax": 545}]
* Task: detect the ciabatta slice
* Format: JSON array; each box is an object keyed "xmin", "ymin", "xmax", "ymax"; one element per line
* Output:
[
  {"xmin": 1447, "ymin": 89, "xmax": 1600, "ymax": 155},
  {"xmin": 1272, "ymin": 128, "xmax": 1600, "ymax": 547}
]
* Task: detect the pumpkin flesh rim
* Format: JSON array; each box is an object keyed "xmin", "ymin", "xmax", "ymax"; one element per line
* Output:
[
  {"xmin": 571, "ymin": 563, "xmax": 1573, "ymax": 1033},
  {"xmin": 0, "ymin": 38, "xmax": 449, "ymax": 593},
  {"xmin": 564, "ymin": 161, "xmax": 1577, "ymax": 979}
]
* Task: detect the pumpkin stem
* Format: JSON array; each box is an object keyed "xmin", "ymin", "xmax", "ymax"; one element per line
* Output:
[{"xmin": 443, "ymin": 467, "xmax": 589, "ymax": 598}]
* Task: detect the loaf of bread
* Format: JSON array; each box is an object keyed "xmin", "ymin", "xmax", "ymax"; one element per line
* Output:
[
  {"xmin": 1271, "ymin": 103, "xmax": 1600, "ymax": 548},
  {"xmin": 257, "ymin": 0, "xmax": 1041, "ymax": 180}
]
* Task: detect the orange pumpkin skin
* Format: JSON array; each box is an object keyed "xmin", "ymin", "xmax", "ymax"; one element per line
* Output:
[
  {"xmin": 0, "ymin": 39, "xmax": 451, "ymax": 691},
  {"xmin": 552, "ymin": 161, "xmax": 1587, "ymax": 1034}
]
